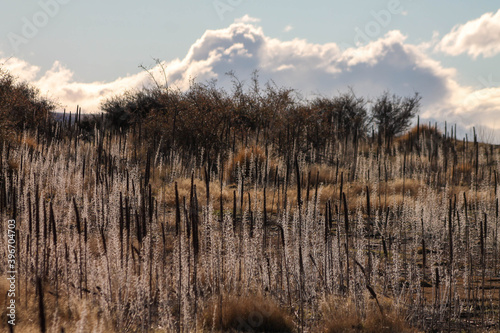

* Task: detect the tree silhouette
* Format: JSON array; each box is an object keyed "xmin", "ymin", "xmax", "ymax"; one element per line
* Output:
[{"xmin": 371, "ymin": 91, "xmax": 421, "ymax": 147}]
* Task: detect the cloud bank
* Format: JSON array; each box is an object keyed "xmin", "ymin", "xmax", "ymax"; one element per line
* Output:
[
  {"xmin": 436, "ymin": 9, "xmax": 500, "ymax": 58},
  {"xmin": 1, "ymin": 15, "xmax": 500, "ymax": 140}
]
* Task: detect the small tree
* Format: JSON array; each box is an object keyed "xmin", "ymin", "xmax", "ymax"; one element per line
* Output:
[
  {"xmin": 371, "ymin": 91, "xmax": 421, "ymax": 147},
  {"xmin": 312, "ymin": 90, "xmax": 368, "ymax": 140}
]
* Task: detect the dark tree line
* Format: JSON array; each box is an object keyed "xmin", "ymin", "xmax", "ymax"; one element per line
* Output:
[
  {"xmin": 0, "ymin": 67, "xmax": 55, "ymax": 142},
  {"xmin": 0, "ymin": 65, "xmax": 421, "ymax": 164},
  {"xmin": 101, "ymin": 75, "xmax": 421, "ymax": 164}
]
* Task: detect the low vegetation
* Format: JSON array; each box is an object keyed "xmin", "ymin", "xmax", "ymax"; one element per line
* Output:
[{"xmin": 1, "ymin": 67, "xmax": 500, "ymax": 332}]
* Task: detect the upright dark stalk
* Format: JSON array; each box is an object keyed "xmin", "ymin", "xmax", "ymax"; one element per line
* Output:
[
  {"xmin": 176, "ymin": 184, "xmax": 182, "ymax": 333},
  {"xmin": 100, "ymin": 226, "xmax": 114, "ymax": 308},
  {"xmin": 248, "ymin": 192, "xmax": 254, "ymax": 238},
  {"xmin": 434, "ymin": 267, "xmax": 440, "ymax": 329},
  {"xmin": 421, "ymin": 218, "xmax": 426, "ymax": 283},
  {"xmin": 366, "ymin": 186, "xmax": 372, "ymax": 282},
  {"xmin": 37, "ymin": 277, "xmax": 46, "ymax": 333},
  {"xmin": 73, "ymin": 197, "xmax": 82, "ymax": 298},
  {"xmin": 496, "ymin": 198, "xmax": 499, "ymax": 276},
  {"xmin": 191, "ymin": 184, "xmax": 200, "ymax": 322},
  {"xmin": 49, "ymin": 202, "xmax": 58, "ymax": 306},
  {"xmin": 35, "ymin": 185, "xmax": 40, "ymax": 284},
  {"xmin": 305, "ymin": 170, "xmax": 311, "ymax": 212},
  {"xmin": 448, "ymin": 199, "xmax": 453, "ymax": 333},
  {"xmin": 343, "ymin": 192, "xmax": 349, "ymax": 294},
  {"xmin": 42, "ymin": 202, "xmax": 47, "ymax": 277},
  {"xmin": 204, "ymin": 165, "xmax": 210, "ymax": 207},
  {"xmin": 125, "ymin": 197, "xmax": 131, "ymax": 280},
  {"xmin": 481, "ymin": 213, "xmax": 486, "ymax": 325},
  {"xmin": 263, "ymin": 186, "xmax": 267, "ymax": 249},
  {"xmin": 233, "ymin": 190, "xmax": 237, "ymax": 233},
  {"xmin": 294, "ymin": 156, "xmax": 304, "ymax": 333},
  {"xmin": 175, "ymin": 183, "xmax": 181, "ymax": 236},
  {"xmin": 324, "ymin": 201, "xmax": 330, "ymax": 293},
  {"xmin": 119, "ymin": 192, "xmax": 124, "ymax": 268},
  {"xmin": 84, "ymin": 217, "xmax": 88, "ymax": 299}
]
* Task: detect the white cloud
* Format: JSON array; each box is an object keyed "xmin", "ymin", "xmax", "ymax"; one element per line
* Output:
[
  {"xmin": 1, "ymin": 56, "xmax": 40, "ymax": 82},
  {"xmin": 234, "ymin": 15, "xmax": 260, "ymax": 24},
  {"xmin": 436, "ymin": 9, "xmax": 500, "ymax": 58},
  {"xmin": 283, "ymin": 25, "xmax": 293, "ymax": 33},
  {"xmin": 1, "ymin": 57, "xmax": 152, "ymax": 111},
  {"xmin": 1, "ymin": 18, "xmax": 500, "ymax": 140}
]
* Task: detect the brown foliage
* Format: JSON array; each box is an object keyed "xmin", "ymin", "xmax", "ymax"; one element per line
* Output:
[
  {"xmin": 0, "ymin": 67, "xmax": 55, "ymax": 140},
  {"xmin": 320, "ymin": 296, "xmax": 415, "ymax": 333},
  {"xmin": 227, "ymin": 145, "xmax": 266, "ymax": 183},
  {"xmin": 202, "ymin": 295, "xmax": 295, "ymax": 332}
]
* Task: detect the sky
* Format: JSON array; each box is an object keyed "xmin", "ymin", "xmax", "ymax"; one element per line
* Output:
[{"xmin": 1, "ymin": 1, "xmax": 500, "ymax": 141}]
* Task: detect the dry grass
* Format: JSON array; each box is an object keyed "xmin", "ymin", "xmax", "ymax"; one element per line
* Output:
[
  {"xmin": 7, "ymin": 158, "xmax": 19, "ymax": 172},
  {"xmin": 201, "ymin": 294, "xmax": 295, "ymax": 332},
  {"xmin": 162, "ymin": 177, "xmax": 235, "ymax": 207},
  {"xmin": 396, "ymin": 124, "xmax": 442, "ymax": 145},
  {"xmin": 307, "ymin": 164, "xmax": 336, "ymax": 185},
  {"xmin": 227, "ymin": 145, "xmax": 266, "ymax": 183},
  {"xmin": 318, "ymin": 178, "xmax": 422, "ymax": 211},
  {"xmin": 21, "ymin": 135, "xmax": 39, "ymax": 150},
  {"xmin": 0, "ymin": 276, "xmax": 116, "ymax": 332},
  {"xmin": 391, "ymin": 178, "xmax": 421, "ymax": 197},
  {"xmin": 320, "ymin": 295, "xmax": 415, "ymax": 333},
  {"xmin": 455, "ymin": 162, "xmax": 472, "ymax": 184}
]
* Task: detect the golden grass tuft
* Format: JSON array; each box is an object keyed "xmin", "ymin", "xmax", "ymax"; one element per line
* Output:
[
  {"xmin": 22, "ymin": 135, "xmax": 39, "ymax": 150},
  {"xmin": 201, "ymin": 294, "xmax": 295, "ymax": 332},
  {"xmin": 227, "ymin": 145, "xmax": 266, "ymax": 183},
  {"xmin": 320, "ymin": 295, "xmax": 415, "ymax": 333},
  {"xmin": 396, "ymin": 124, "xmax": 442, "ymax": 145},
  {"xmin": 162, "ymin": 176, "xmax": 234, "ymax": 208},
  {"xmin": 454, "ymin": 163, "xmax": 472, "ymax": 184},
  {"xmin": 391, "ymin": 178, "xmax": 421, "ymax": 197},
  {"xmin": 7, "ymin": 158, "xmax": 19, "ymax": 172},
  {"xmin": 308, "ymin": 164, "xmax": 336, "ymax": 186}
]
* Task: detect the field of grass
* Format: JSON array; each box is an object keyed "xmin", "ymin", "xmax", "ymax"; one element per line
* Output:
[{"xmin": 1, "ymin": 115, "xmax": 500, "ymax": 333}]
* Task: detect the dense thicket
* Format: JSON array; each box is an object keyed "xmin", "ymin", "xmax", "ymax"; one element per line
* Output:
[
  {"xmin": 101, "ymin": 76, "xmax": 420, "ymax": 165},
  {"xmin": 0, "ymin": 68, "xmax": 55, "ymax": 141}
]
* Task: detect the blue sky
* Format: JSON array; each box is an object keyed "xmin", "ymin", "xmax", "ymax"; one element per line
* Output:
[
  {"xmin": 1, "ymin": 1, "xmax": 498, "ymax": 83},
  {"xmin": 1, "ymin": 1, "xmax": 500, "ymax": 139}
]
